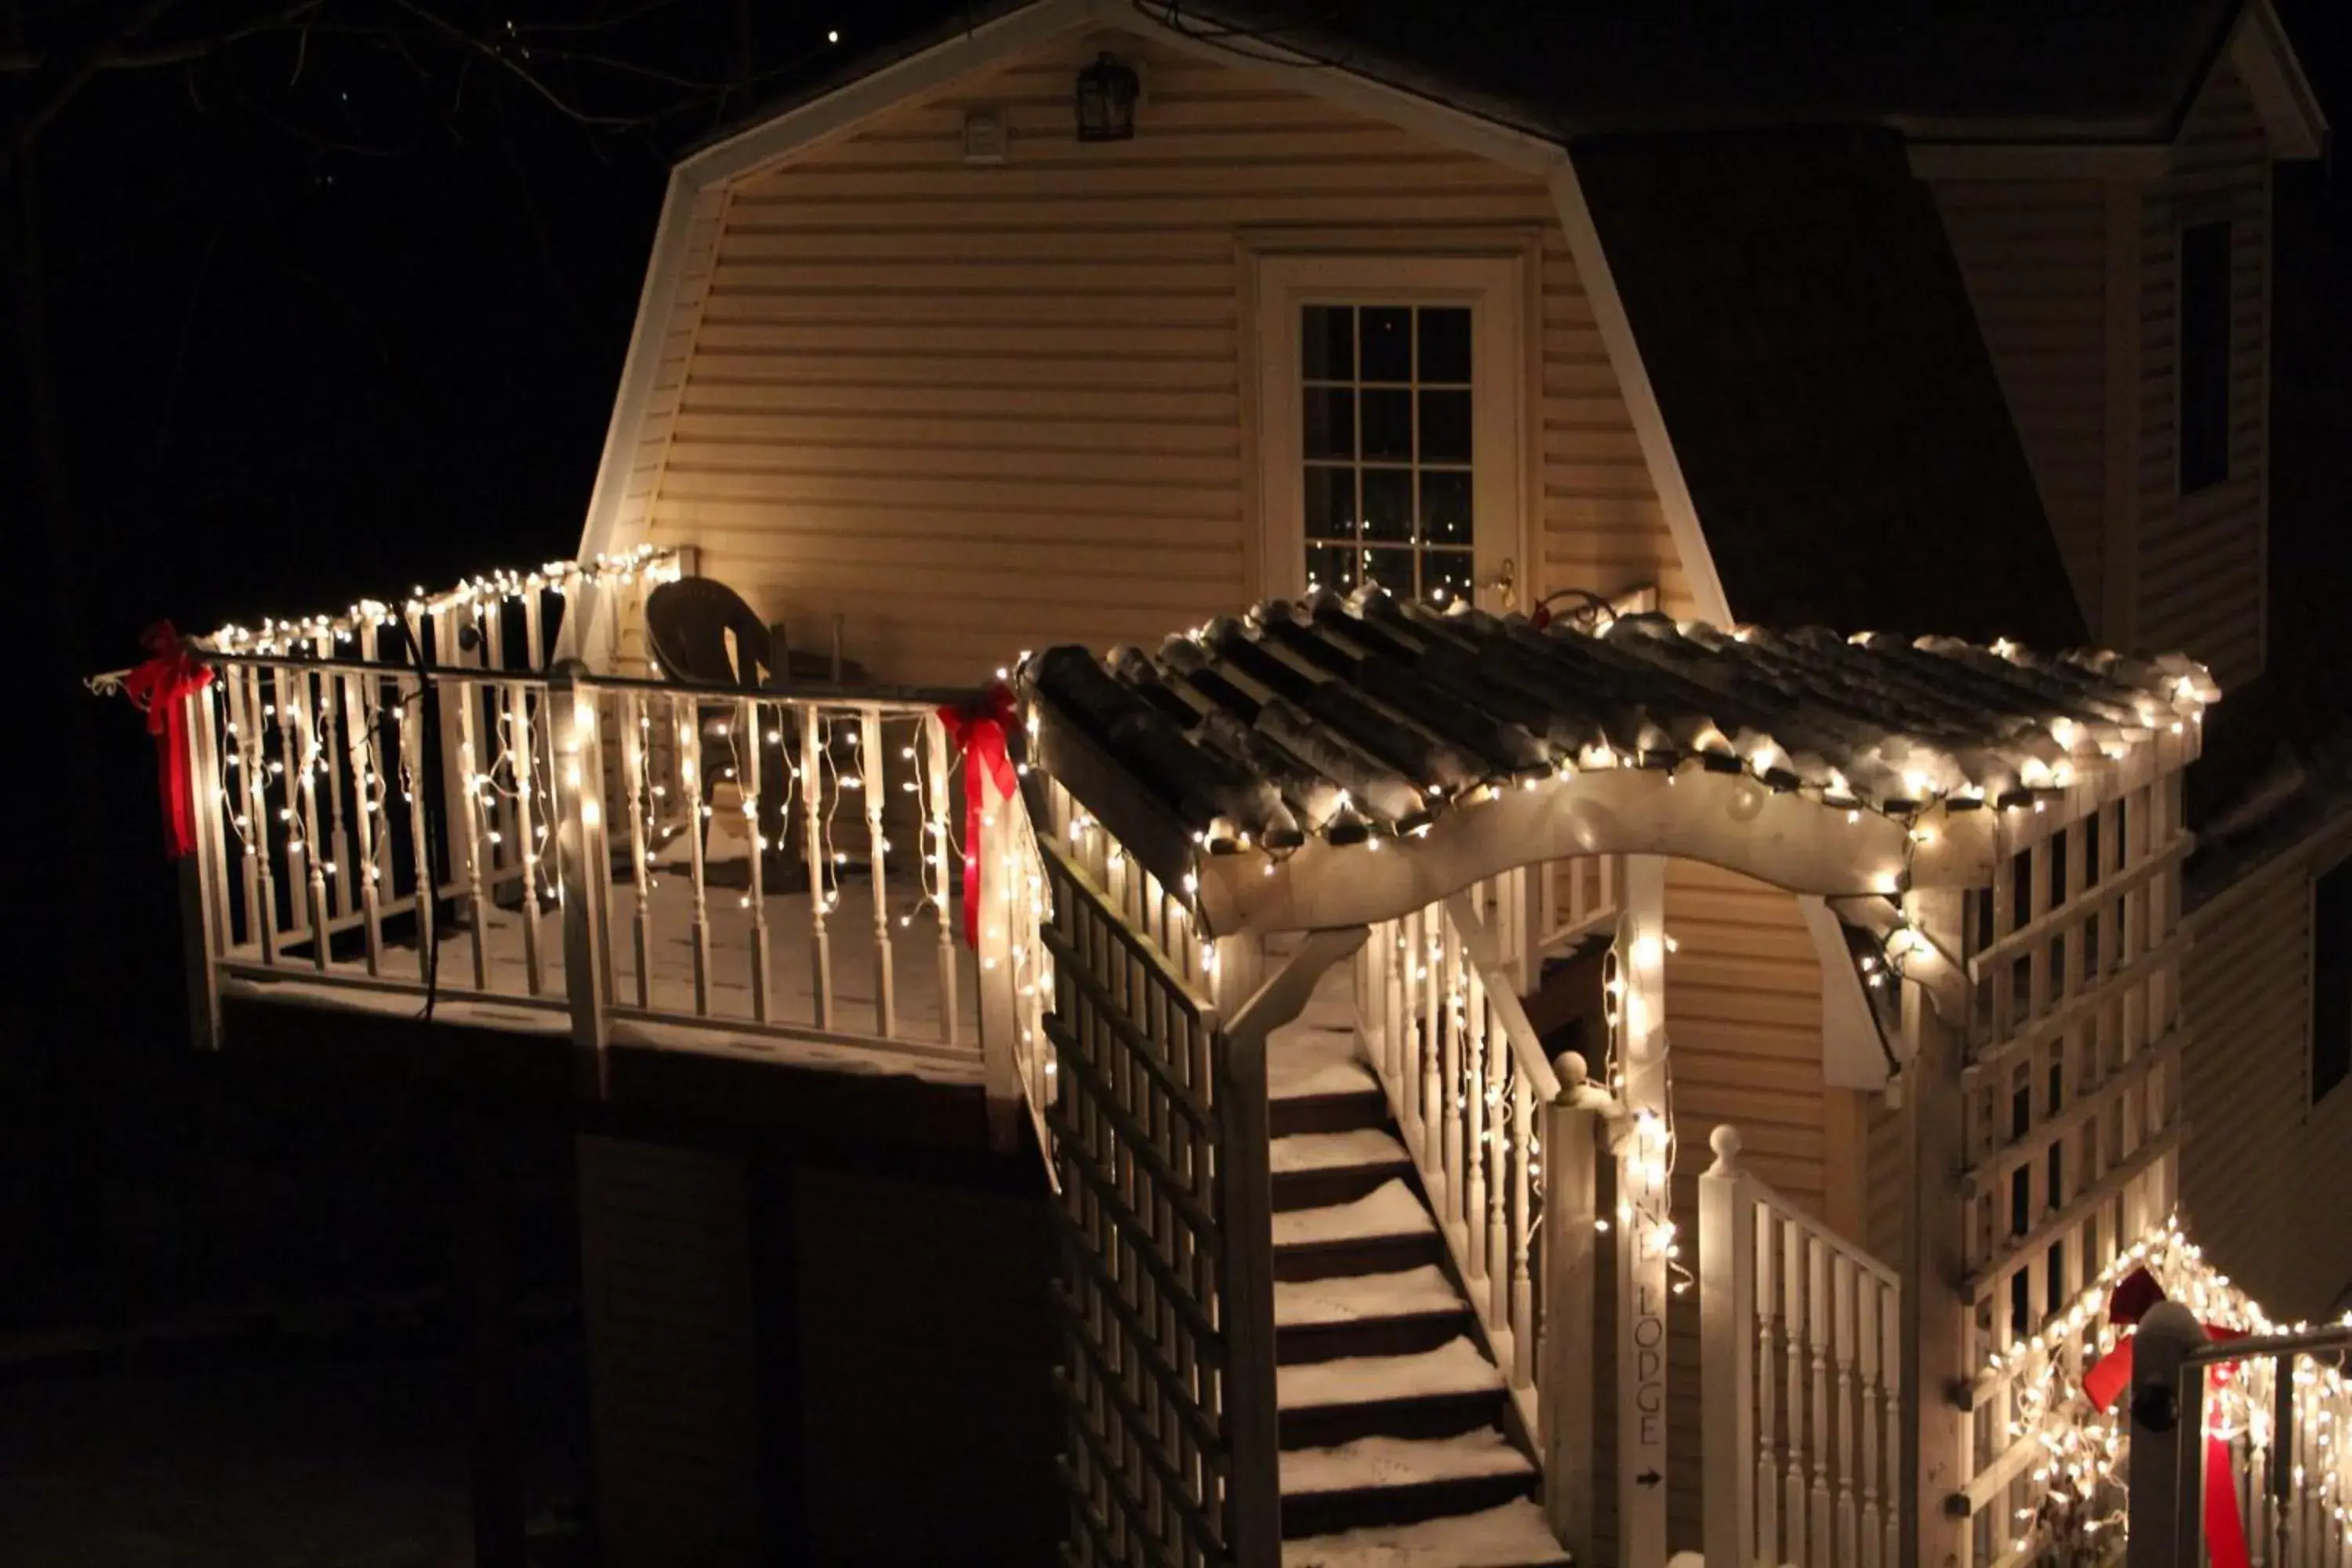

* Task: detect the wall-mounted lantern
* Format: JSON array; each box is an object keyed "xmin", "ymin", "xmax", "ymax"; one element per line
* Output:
[{"xmin": 1073, "ymin": 53, "xmax": 1139, "ymax": 142}]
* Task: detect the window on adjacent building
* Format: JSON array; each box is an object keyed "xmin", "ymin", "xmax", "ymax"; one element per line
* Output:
[
  {"xmin": 2314, "ymin": 860, "xmax": 2352, "ymax": 1104},
  {"xmin": 2179, "ymin": 220, "xmax": 2233, "ymax": 495}
]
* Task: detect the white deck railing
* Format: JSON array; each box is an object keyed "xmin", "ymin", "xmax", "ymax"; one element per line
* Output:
[
  {"xmin": 172, "ymin": 641, "xmax": 1020, "ymax": 1094},
  {"xmin": 1702, "ymin": 1127, "xmax": 1905, "ymax": 1568}
]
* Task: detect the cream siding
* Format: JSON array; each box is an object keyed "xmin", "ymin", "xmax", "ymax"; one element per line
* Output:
[
  {"xmin": 1659, "ymin": 862, "xmax": 1839, "ymax": 1550},
  {"xmin": 2138, "ymin": 61, "xmax": 2271, "ymax": 689},
  {"xmin": 1930, "ymin": 179, "xmax": 2111, "ymax": 635},
  {"xmin": 631, "ymin": 27, "xmax": 1676, "ymax": 686},
  {"xmin": 2181, "ymin": 822, "xmax": 2352, "ymax": 1320}
]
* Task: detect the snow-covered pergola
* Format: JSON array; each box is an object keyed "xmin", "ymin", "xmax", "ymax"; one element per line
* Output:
[{"xmin": 1022, "ymin": 588, "xmax": 2215, "ymax": 936}]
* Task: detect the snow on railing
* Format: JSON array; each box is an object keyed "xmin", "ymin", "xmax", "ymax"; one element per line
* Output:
[
  {"xmin": 175, "ymin": 637, "xmax": 996, "ymax": 1083},
  {"xmin": 1701, "ymin": 1127, "xmax": 1904, "ymax": 1568}
]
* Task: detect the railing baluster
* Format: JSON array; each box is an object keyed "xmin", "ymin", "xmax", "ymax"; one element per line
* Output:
[
  {"xmin": 1486, "ymin": 982, "xmax": 1511, "ymax": 1329},
  {"xmin": 1509, "ymin": 1071, "xmax": 1535, "ymax": 1390},
  {"xmin": 1758, "ymin": 1205, "xmax": 1782, "ymax": 1566},
  {"xmin": 925, "ymin": 714, "xmax": 958, "ymax": 1046},
  {"xmin": 802, "ymin": 702, "xmax": 833, "ymax": 1029},
  {"xmin": 290, "ymin": 670, "xmax": 334, "ymax": 968},
  {"xmin": 1808, "ymin": 1236, "xmax": 1832, "ymax": 1568},
  {"xmin": 620, "ymin": 691, "xmax": 654, "ymax": 1008},
  {"xmin": 339, "ymin": 648, "xmax": 385, "ymax": 977},
  {"xmin": 1857, "ymin": 1273, "xmax": 1884, "ymax": 1568},
  {"xmin": 678, "ymin": 695, "xmax": 711, "ymax": 1014},
  {"xmin": 741, "ymin": 692, "xmax": 772, "ymax": 1023},
  {"xmin": 226, "ymin": 669, "xmax": 270, "ymax": 963},
  {"xmin": 482, "ymin": 604, "xmax": 521, "ymax": 886},
  {"xmin": 861, "ymin": 706, "xmax": 894, "ymax": 1039},
  {"xmin": 273, "ymin": 667, "xmax": 308, "ymax": 944},
  {"xmin": 452, "ymin": 675, "xmax": 493, "ymax": 991},
  {"xmin": 397, "ymin": 642, "xmax": 435, "ymax": 988},
  {"xmin": 1784, "ymin": 1219, "xmax": 1809, "ymax": 1568},
  {"xmin": 507, "ymin": 681, "xmax": 545, "ymax": 996},
  {"xmin": 312, "ymin": 633, "xmax": 357, "ymax": 924},
  {"xmin": 1421, "ymin": 914, "xmax": 1445, "ymax": 1216},
  {"xmin": 1880, "ymin": 1269, "xmax": 1901, "ymax": 1568},
  {"xmin": 1463, "ymin": 958, "xmax": 1487, "ymax": 1293}
]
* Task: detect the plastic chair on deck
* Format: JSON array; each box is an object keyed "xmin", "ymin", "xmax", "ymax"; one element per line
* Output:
[{"xmin": 641, "ymin": 577, "xmax": 866, "ymax": 887}]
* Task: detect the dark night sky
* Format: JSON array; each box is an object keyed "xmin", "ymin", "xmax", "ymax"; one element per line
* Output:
[
  {"xmin": 5, "ymin": 0, "xmax": 2352, "ymax": 1321},
  {"xmin": 0, "ymin": 0, "xmax": 969, "ymax": 1324}
]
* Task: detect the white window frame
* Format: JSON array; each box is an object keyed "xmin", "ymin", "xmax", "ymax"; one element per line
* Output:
[{"xmin": 1250, "ymin": 254, "xmax": 1529, "ymax": 609}]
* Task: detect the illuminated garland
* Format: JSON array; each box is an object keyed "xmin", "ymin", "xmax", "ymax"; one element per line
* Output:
[
  {"xmin": 1986, "ymin": 1221, "xmax": 2352, "ymax": 1563},
  {"xmin": 205, "ymin": 544, "xmax": 681, "ymax": 658}
]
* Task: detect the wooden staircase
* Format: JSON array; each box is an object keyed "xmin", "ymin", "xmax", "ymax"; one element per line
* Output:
[{"xmin": 1265, "ymin": 971, "xmax": 1573, "ymax": 1568}]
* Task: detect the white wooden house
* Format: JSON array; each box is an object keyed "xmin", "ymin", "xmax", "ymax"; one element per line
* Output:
[{"xmin": 129, "ymin": 2, "xmax": 2352, "ymax": 1564}]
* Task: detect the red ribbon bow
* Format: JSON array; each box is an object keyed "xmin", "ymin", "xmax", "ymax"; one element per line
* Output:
[
  {"xmin": 119, "ymin": 622, "xmax": 216, "ymax": 860},
  {"xmin": 936, "ymin": 684, "xmax": 1021, "ymax": 947},
  {"xmin": 2082, "ymin": 1266, "xmax": 2250, "ymax": 1568}
]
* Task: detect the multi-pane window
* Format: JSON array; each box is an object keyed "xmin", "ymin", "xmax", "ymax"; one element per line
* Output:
[
  {"xmin": 2180, "ymin": 220, "xmax": 2232, "ymax": 495},
  {"xmin": 2314, "ymin": 860, "xmax": 2352, "ymax": 1104},
  {"xmin": 1299, "ymin": 303, "xmax": 1475, "ymax": 604}
]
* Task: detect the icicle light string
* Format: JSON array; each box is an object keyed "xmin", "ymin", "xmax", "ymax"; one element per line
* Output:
[
  {"xmin": 217, "ymin": 666, "xmax": 421, "ymax": 894},
  {"xmin": 1986, "ymin": 1219, "xmax": 2352, "ymax": 1563}
]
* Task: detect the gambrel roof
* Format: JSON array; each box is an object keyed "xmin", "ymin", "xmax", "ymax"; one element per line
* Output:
[
  {"xmin": 711, "ymin": 1, "xmax": 2323, "ymax": 157},
  {"xmin": 1572, "ymin": 129, "xmax": 2087, "ymax": 651}
]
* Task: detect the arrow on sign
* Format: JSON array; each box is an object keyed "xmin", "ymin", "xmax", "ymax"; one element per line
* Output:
[{"xmin": 1635, "ymin": 1469, "xmax": 1663, "ymax": 1489}]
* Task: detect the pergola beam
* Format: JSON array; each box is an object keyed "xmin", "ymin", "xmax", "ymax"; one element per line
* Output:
[{"xmin": 1199, "ymin": 768, "xmax": 2000, "ymax": 935}]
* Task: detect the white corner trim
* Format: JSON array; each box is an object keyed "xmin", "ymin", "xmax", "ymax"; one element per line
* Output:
[
  {"xmin": 1544, "ymin": 158, "xmax": 1733, "ymax": 626},
  {"xmin": 2231, "ymin": 0, "xmax": 2328, "ymax": 161},
  {"xmin": 1802, "ymin": 895, "xmax": 1900, "ymax": 1089},
  {"xmin": 562, "ymin": 169, "xmax": 696, "ymax": 666}
]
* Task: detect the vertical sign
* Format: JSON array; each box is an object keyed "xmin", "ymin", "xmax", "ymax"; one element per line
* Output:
[{"xmin": 1615, "ymin": 855, "xmax": 1670, "ymax": 1568}]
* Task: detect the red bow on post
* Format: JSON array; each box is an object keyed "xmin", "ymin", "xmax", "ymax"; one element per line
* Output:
[
  {"xmin": 119, "ymin": 622, "xmax": 216, "ymax": 861},
  {"xmin": 2082, "ymin": 1266, "xmax": 2251, "ymax": 1568},
  {"xmin": 936, "ymin": 683, "xmax": 1021, "ymax": 947}
]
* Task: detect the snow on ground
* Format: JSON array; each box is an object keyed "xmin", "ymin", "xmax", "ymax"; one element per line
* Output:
[
  {"xmin": 1279, "ymin": 1428, "xmax": 1532, "ymax": 1496},
  {"xmin": 1273, "ymin": 1266, "xmax": 1463, "ymax": 1328},
  {"xmin": 1281, "ymin": 1497, "xmax": 1566, "ymax": 1567},
  {"xmin": 1272, "ymin": 1181, "xmax": 1432, "ymax": 1248},
  {"xmin": 1277, "ymin": 1336, "xmax": 1503, "ymax": 1410}
]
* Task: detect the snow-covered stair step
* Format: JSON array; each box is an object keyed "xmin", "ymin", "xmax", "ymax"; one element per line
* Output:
[
  {"xmin": 1278, "ymin": 1335, "xmax": 1504, "ymax": 1412},
  {"xmin": 1276, "ymin": 1266, "xmax": 1464, "ymax": 1329},
  {"xmin": 1279, "ymin": 1429, "xmax": 1541, "ymax": 1540},
  {"xmin": 1274, "ymin": 1180, "xmax": 1432, "ymax": 1247},
  {"xmin": 1272, "ymin": 1128, "xmax": 1411, "ymax": 1174},
  {"xmin": 1282, "ymin": 1497, "xmax": 1571, "ymax": 1568},
  {"xmin": 1275, "ymin": 1178, "xmax": 1443, "ymax": 1281},
  {"xmin": 1280, "ymin": 1428, "xmax": 1534, "ymax": 1496},
  {"xmin": 1272, "ymin": 1128, "xmax": 1418, "ymax": 1214},
  {"xmin": 1269, "ymin": 1026, "xmax": 1378, "ymax": 1099}
]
